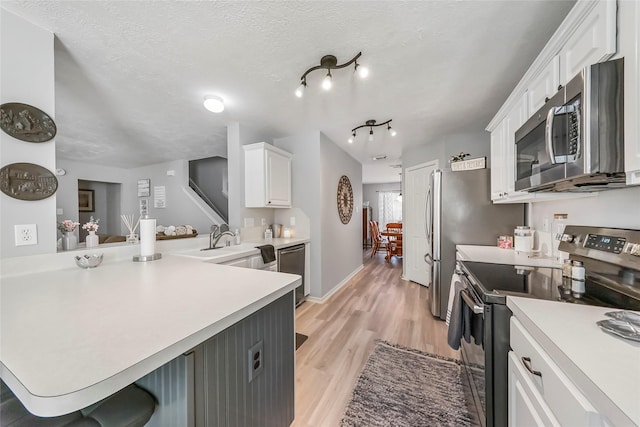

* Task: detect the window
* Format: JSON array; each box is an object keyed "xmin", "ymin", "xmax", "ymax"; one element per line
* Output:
[{"xmin": 378, "ymin": 191, "xmax": 402, "ymax": 226}]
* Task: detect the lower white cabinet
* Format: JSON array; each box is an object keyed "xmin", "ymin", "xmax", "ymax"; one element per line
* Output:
[
  {"xmin": 509, "ymin": 317, "xmax": 604, "ymax": 427},
  {"xmin": 508, "ymin": 352, "xmax": 559, "ymax": 427}
]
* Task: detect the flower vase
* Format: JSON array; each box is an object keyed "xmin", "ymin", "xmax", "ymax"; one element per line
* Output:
[
  {"xmin": 62, "ymin": 232, "xmax": 77, "ymax": 251},
  {"xmin": 86, "ymin": 231, "xmax": 99, "ymax": 248}
]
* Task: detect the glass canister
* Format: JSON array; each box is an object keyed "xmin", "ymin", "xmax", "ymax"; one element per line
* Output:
[
  {"xmin": 514, "ymin": 226, "xmax": 534, "ymax": 253},
  {"xmin": 562, "ymin": 259, "xmax": 573, "ymax": 277},
  {"xmin": 552, "ymin": 213, "xmax": 568, "ymax": 261}
]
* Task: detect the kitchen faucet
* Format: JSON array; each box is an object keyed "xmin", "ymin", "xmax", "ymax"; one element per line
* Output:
[{"xmin": 207, "ymin": 224, "xmax": 235, "ymax": 250}]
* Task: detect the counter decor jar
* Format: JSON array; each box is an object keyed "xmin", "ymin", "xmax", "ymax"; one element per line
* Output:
[
  {"xmin": 571, "ymin": 260, "xmax": 586, "ymax": 281},
  {"xmin": 562, "ymin": 259, "xmax": 573, "ymax": 278},
  {"xmin": 62, "ymin": 232, "xmax": 77, "ymax": 251}
]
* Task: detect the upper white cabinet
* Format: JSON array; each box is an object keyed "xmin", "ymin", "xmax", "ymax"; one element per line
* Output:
[
  {"xmin": 487, "ymin": 0, "xmax": 640, "ymax": 201},
  {"xmin": 243, "ymin": 142, "xmax": 292, "ymax": 208},
  {"xmin": 559, "ymin": 0, "xmax": 617, "ymax": 84},
  {"xmin": 492, "ymin": 93, "xmax": 530, "ymax": 202},
  {"xmin": 527, "ymin": 56, "xmax": 560, "ymax": 114},
  {"xmin": 624, "ymin": 0, "xmax": 640, "ymax": 184}
]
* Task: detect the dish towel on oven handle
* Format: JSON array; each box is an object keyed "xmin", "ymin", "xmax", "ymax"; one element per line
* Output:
[
  {"xmin": 447, "ymin": 274, "xmax": 464, "ymax": 350},
  {"xmin": 446, "ymin": 273, "xmax": 460, "ymax": 325}
]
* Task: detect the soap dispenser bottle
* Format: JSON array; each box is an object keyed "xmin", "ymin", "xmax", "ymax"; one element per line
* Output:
[{"xmin": 234, "ymin": 229, "xmax": 241, "ymax": 245}]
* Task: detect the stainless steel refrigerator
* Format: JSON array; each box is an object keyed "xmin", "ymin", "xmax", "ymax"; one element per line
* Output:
[{"xmin": 426, "ymin": 169, "xmax": 524, "ymax": 319}]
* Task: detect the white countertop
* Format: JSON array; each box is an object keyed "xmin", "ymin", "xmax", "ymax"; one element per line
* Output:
[
  {"xmin": 0, "ymin": 254, "xmax": 301, "ymax": 417},
  {"xmin": 507, "ymin": 297, "xmax": 640, "ymax": 426},
  {"xmin": 457, "ymin": 245, "xmax": 562, "ymax": 268}
]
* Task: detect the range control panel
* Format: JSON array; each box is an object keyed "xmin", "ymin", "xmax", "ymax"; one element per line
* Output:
[{"xmin": 584, "ymin": 234, "xmax": 627, "ymax": 254}]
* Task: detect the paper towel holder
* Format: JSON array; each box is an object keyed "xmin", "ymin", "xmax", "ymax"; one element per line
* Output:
[
  {"xmin": 133, "ymin": 215, "xmax": 162, "ymax": 262},
  {"xmin": 133, "ymin": 253, "xmax": 162, "ymax": 262}
]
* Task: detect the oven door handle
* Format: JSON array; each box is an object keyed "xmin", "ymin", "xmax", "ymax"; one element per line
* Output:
[
  {"xmin": 545, "ymin": 106, "xmax": 558, "ymax": 165},
  {"xmin": 461, "ymin": 289, "xmax": 484, "ymax": 315}
]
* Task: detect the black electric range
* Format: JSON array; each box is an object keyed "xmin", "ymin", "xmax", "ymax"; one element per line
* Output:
[
  {"xmin": 460, "ymin": 261, "xmax": 640, "ymax": 310},
  {"xmin": 456, "ymin": 225, "xmax": 640, "ymax": 427}
]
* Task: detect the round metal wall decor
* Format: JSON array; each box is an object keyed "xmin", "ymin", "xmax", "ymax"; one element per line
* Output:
[
  {"xmin": 0, "ymin": 102, "xmax": 57, "ymax": 143},
  {"xmin": 337, "ymin": 175, "xmax": 354, "ymax": 224},
  {"xmin": 0, "ymin": 162, "xmax": 58, "ymax": 201}
]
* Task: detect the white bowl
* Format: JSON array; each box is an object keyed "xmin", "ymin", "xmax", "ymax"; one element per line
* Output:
[{"xmin": 74, "ymin": 253, "xmax": 104, "ymax": 269}]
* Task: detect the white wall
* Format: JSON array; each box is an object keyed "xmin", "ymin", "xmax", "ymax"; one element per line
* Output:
[
  {"xmin": 530, "ymin": 186, "xmax": 640, "ymax": 231},
  {"xmin": 0, "ymin": 10, "xmax": 56, "ymax": 257},
  {"xmin": 227, "ymin": 122, "xmax": 275, "ymax": 233},
  {"xmin": 319, "ymin": 133, "xmax": 363, "ymax": 297}
]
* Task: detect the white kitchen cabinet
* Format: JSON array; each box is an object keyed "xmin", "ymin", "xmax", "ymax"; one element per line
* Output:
[
  {"xmin": 508, "ymin": 352, "xmax": 560, "ymax": 427},
  {"xmin": 527, "ymin": 56, "xmax": 560, "ymax": 114},
  {"xmin": 490, "ymin": 119, "xmax": 507, "ymax": 201},
  {"xmin": 559, "ymin": 0, "xmax": 616, "ymax": 85},
  {"xmin": 244, "ymin": 142, "xmax": 292, "ymax": 208},
  {"xmin": 624, "ymin": 0, "xmax": 640, "ymax": 185},
  {"xmin": 509, "ymin": 317, "xmax": 603, "ymax": 427}
]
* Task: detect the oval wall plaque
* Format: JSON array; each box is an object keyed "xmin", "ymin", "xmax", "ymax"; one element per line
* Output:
[
  {"xmin": 0, "ymin": 162, "xmax": 58, "ymax": 201},
  {"xmin": 0, "ymin": 102, "xmax": 57, "ymax": 143},
  {"xmin": 337, "ymin": 175, "xmax": 354, "ymax": 224}
]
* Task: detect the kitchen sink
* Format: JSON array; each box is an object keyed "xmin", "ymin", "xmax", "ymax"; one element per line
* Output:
[{"xmin": 173, "ymin": 243, "xmax": 260, "ymax": 261}]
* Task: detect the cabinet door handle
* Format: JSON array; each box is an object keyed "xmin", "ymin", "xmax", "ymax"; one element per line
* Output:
[{"xmin": 521, "ymin": 357, "xmax": 542, "ymax": 377}]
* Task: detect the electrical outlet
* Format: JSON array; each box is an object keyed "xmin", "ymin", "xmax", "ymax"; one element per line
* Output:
[
  {"xmin": 261, "ymin": 218, "xmax": 266, "ymax": 226},
  {"xmin": 290, "ymin": 216, "xmax": 296, "ymax": 226},
  {"xmin": 542, "ymin": 218, "xmax": 550, "ymax": 232},
  {"xmin": 247, "ymin": 340, "xmax": 264, "ymax": 383},
  {"xmin": 15, "ymin": 224, "xmax": 38, "ymax": 246}
]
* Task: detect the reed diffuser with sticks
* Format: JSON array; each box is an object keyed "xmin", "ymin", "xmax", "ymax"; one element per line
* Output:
[{"xmin": 121, "ymin": 214, "xmax": 141, "ymax": 243}]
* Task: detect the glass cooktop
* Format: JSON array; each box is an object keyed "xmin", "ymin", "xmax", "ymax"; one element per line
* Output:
[{"xmin": 459, "ymin": 261, "xmax": 640, "ymax": 310}]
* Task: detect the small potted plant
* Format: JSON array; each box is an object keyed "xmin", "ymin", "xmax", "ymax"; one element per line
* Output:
[
  {"xmin": 58, "ymin": 220, "xmax": 80, "ymax": 250},
  {"xmin": 82, "ymin": 216, "xmax": 100, "ymax": 248}
]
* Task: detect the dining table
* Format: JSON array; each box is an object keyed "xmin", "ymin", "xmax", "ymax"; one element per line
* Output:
[{"xmin": 380, "ymin": 230, "xmax": 403, "ymax": 261}]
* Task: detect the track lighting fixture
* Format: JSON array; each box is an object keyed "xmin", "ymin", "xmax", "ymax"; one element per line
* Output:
[
  {"xmin": 348, "ymin": 119, "xmax": 397, "ymax": 143},
  {"xmin": 296, "ymin": 52, "xmax": 367, "ymax": 97}
]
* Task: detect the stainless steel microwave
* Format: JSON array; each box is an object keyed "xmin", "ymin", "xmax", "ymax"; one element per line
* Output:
[{"xmin": 514, "ymin": 58, "xmax": 625, "ymax": 192}]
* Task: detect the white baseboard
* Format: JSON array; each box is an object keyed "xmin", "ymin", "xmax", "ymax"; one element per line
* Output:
[{"xmin": 305, "ymin": 264, "xmax": 364, "ymax": 304}]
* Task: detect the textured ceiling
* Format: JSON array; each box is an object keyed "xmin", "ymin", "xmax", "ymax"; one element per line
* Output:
[{"xmin": 2, "ymin": 1, "xmax": 575, "ymax": 181}]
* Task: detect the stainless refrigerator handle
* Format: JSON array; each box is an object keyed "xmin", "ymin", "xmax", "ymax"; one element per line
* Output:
[
  {"xmin": 461, "ymin": 289, "xmax": 484, "ymax": 315},
  {"xmin": 425, "ymin": 187, "xmax": 431, "ymax": 242},
  {"xmin": 545, "ymin": 106, "xmax": 558, "ymax": 165}
]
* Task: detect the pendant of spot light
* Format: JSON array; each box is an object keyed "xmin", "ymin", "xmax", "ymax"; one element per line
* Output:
[
  {"xmin": 295, "ymin": 52, "xmax": 369, "ymax": 98},
  {"xmin": 348, "ymin": 119, "xmax": 397, "ymax": 144}
]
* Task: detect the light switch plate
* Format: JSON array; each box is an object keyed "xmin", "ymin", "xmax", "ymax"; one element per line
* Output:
[
  {"xmin": 56, "ymin": 208, "xmax": 63, "ymax": 215},
  {"xmin": 290, "ymin": 216, "xmax": 296, "ymax": 226},
  {"xmin": 15, "ymin": 224, "xmax": 38, "ymax": 246}
]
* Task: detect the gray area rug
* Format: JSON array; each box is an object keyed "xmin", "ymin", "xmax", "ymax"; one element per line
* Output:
[{"xmin": 340, "ymin": 341, "xmax": 478, "ymax": 427}]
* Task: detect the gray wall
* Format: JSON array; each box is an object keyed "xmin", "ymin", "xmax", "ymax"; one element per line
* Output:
[
  {"xmin": 319, "ymin": 133, "xmax": 363, "ymax": 297},
  {"xmin": 189, "ymin": 156, "xmax": 228, "ymax": 222},
  {"xmin": 274, "ymin": 131, "xmax": 322, "ymax": 296},
  {"xmin": 1, "ymin": 10, "xmax": 56, "ymax": 257},
  {"xmin": 227, "ymin": 122, "xmax": 275, "ymax": 232},
  {"xmin": 363, "ymin": 183, "xmax": 403, "ymax": 223},
  {"xmin": 77, "ymin": 180, "xmax": 121, "ymax": 241},
  {"xmin": 402, "ymin": 130, "xmax": 491, "ymax": 171}
]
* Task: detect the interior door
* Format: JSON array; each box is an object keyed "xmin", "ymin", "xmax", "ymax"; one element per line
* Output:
[{"xmin": 404, "ymin": 161, "xmax": 438, "ymax": 286}]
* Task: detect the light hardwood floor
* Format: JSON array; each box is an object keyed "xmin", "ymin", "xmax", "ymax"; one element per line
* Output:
[{"xmin": 291, "ymin": 250, "xmax": 461, "ymax": 427}]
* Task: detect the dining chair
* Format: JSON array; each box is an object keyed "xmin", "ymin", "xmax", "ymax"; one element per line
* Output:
[
  {"xmin": 369, "ymin": 221, "xmax": 389, "ymax": 258},
  {"xmin": 384, "ymin": 222, "xmax": 403, "ymax": 261}
]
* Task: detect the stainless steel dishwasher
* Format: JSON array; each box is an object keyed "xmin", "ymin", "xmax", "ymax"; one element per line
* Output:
[{"xmin": 277, "ymin": 244, "xmax": 305, "ymax": 306}]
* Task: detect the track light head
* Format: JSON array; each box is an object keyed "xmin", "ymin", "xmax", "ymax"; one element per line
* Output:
[
  {"xmin": 295, "ymin": 78, "xmax": 306, "ymax": 98},
  {"xmin": 355, "ymin": 62, "xmax": 369, "ymax": 79},
  {"xmin": 388, "ymin": 124, "xmax": 397, "ymax": 137},
  {"xmin": 322, "ymin": 71, "xmax": 332, "ymax": 90}
]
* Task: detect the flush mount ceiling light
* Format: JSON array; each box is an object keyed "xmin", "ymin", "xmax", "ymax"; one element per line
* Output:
[
  {"xmin": 296, "ymin": 52, "xmax": 368, "ymax": 98},
  {"xmin": 203, "ymin": 95, "xmax": 225, "ymax": 113},
  {"xmin": 348, "ymin": 119, "xmax": 396, "ymax": 144}
]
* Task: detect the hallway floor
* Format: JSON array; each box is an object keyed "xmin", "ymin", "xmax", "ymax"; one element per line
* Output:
[{"xmin": 291, "ymin": 250, "xmax": 460, "ymax": 426}]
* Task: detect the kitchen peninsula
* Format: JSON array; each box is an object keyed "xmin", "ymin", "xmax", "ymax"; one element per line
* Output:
[{"xmin": 0, "ymin": 249, "xmax": 301, "ymax": 424}]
